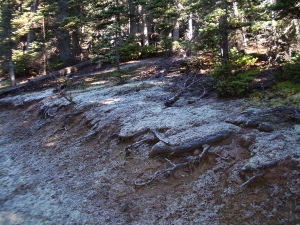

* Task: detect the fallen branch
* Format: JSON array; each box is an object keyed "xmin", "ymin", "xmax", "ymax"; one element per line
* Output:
[
  {"xmin": 164, "ymin": 92, "xmax": 182, "ymax": 107},
  {"xmin": 149, "ymin": 130, "xmax": 233, "ymax": 158},
  {"xmin": 135, "ymin": 145, "xmax": 211, "ymax": 186},
  {"xmin": 0, "ymin": 61, "xmax": 92, "ymax": 97},
  {"xmin": 164, "ymin": 74, "xmax": 197, "ymax": 107}
]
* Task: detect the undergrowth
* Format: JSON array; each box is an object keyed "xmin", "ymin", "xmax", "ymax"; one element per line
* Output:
[
  {"xmin": 248, "ymin": 81, "xmax": 300, "ymax": 108},
  {"xmin": 209, "ymin": 48, "xmax": 259, "ymax": 97}
]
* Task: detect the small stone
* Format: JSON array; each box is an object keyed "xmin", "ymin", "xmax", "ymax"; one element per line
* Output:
[
  {"xmin": 258, "ymin": 123, "xmax": 274, "ymax": 132},
  {"xmin": 193, "ymin": 149, "xmax": 200, "ymax": 156},
  {"xmin": 239, "ymin": 135, "xmax": 256, "ymax": 148},
  {"xmin": 294, "ymin": 125, "xmax": 300, "ymax": 135}
]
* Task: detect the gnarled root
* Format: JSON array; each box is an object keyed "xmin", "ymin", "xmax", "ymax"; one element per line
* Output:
[
  {"xmin": 149, "ymin": 130, "xmax": 233, "ymax": 158},
  {"xmin": 135, "ymin": 145, "xmax": 211, "ymax": 187}
]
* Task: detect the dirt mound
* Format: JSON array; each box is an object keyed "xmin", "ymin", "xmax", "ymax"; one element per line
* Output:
[{"xmin": 0, "ymin": 72, "xmax": 299, "ymax": 224}]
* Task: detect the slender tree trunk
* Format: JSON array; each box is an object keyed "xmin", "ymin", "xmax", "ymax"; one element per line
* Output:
[
  {"xmin": 184, "ymin": 13, "xmax": 194, "ymax": 56},
  {"xmin": 42, "ymin": 17, "xmax": 47, "ymax": 75},
  {"xmin": 9, "ymin": 58, "xmax": 16, "ymax": 86},
  {"xmin": 71, "ymin": 31, "xmax": 81, "ymax": 60},
  {"xmin": 188, "ymin": 13, "xmax": 193, "ymax": 41},
  {"xmin": 57, "ymin": 0, "xmax": 72, "ymax": 64},
  {"xmin": 1, "ymin": 1, "xmax": 16, "ymax": 85},
  {"xmin": 69, "ymin": 3, "xmax": 82, "ymax": 62},
  {"xmin": 8, "ymin": 2, "xmax": 16, "ymax": 86},
  {"xmin": 142, "ymin": 5, "xmax": 149, "ymax": 46},
  {"xmin": 128, "ymin": 0, "xmax": 138, "ymax": 36},
  {"xmin": 26, "ymin": 0, "xmax": 38, "ymax": 51},
  {"xmin": 233, "ymin": 1, "xmax": 244, "ymax": 50},
  {"xmin": 220, "ymin": 0, "xmax": 229, "ymax": 65},
  {"xmin": 173, "ymin": 20, "xmax": 180, "ymax": 42},
  {"xmin": 114, "ymin": 0, "xmax": 123, "ymax": 83}
]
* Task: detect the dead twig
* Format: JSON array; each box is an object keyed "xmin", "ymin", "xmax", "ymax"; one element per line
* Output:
[{"xmin": 164, "ymin": 74, "xmax": 197, "ymax": 107}]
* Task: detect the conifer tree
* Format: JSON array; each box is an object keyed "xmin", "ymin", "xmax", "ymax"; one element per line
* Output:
[
  {"xmin": 0, "ymin": 0, "xmax": 16, "ymax": 85},
  {"xmin": 94, "ymin": 0, "xmax": 126, "ymax": 83}
]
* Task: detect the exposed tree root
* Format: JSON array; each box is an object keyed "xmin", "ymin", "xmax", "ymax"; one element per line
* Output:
[
  {"xmin": 241, "ymin": 160, "xmax": 280, "ymax": 172},
  {"xmin": 240, "ymin": 157, "xmax": 299, "ymax": 188},
  {"xmin": 63, "ymin": 111, "xmax": 84, "ymax": 119},
  {"xmin": 135, "ymin": 145, "xmax": 211, "ymax": 187},
  {"xmin": 124, "ymin": 136, "xmax": 158, "ymax": 156},
  {"xmin": 149, "ymin": 130, "xmax": 233, "ymax": 158},
  {"xmin": 267, "ymin": 106, "xmax": 300, "ymax": 121},
  {"xmin": 122, "ymin": 129, "xmax": 171, "ymax": 156},
  {"xmin": 150, "ymin": 129, "xmax": 172, "ymax": 146},
  {"xmin": 240, "ymin": 172, "xmax": 266, "ymax": 188},
  {"xmin": 226, "ymin": 119, "xmax": 274, "ymax": 132},
  {"xmin": 118, "ymin": 128, "xmax": 151, "ymax": 142}
]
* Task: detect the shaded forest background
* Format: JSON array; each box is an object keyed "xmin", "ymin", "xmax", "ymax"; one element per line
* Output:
[{"xmin": 0, "ymin": 0, "xmax": 299, "ymax": 99}]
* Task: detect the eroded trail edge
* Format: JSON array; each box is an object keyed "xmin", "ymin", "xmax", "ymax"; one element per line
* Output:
[{"xmin": 0, "ymin": 78, "xmax": 299, "ymax": 224}]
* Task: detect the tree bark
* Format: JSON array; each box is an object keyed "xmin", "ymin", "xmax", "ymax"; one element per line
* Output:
[
  {"xmin": 9, "ymin": 59, "xmax": 16, "ymax": 86},
  {"xmin": 188, "ymin": 13, "xmax": 193, "ymax": 41},
  {"xmin": 71, "ymin": 31, "xmax": 82, "ymax": 60},
  {"xmin": 1, "ymin": 1, "xmax": 16, "ymax": 85},
  {"xmin": 26, "ymin": 0, "xmax": 38, "ymax": 51},
  {"xmin": 173, "ymin": 20, "xmax": 180, "ymax": 42},
  {"xmin": 220, "ymin": 0, "xmax": 229, "ymax": 65},
  {"xmin": 128, "ymin": 0, "xmax": 138, "ymax": 36},
  {"xmin": 57, "ymin": 0, "xmax": 72, "ymax": 64},
  {"xmin": 141, "ymin": 5, "xmax": 149, "ymax": 46},
  {"xmin": 42, "ymin": 17, "xmax": 47, "ymax": 75}
]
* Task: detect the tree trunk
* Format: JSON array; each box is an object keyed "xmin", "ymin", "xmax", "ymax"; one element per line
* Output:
[
  {"xmin": 71, "ymin": 31, "xmax": 82, "ymax": 60},
  {"xmin": 141, "ymin": 5, "xmax": 149, "ymax": 46},
  {"xmin": 0, "ymin": 1, "xmax": 16, "ymax": 85},
  {"xmin": 57, "ymin": 0, "xmax": 72, "ymax": 64},
  {"xmin": 220, "ymin": 0, "xmax": 229, "ymax": 65},
  {"xmin": 114, "ymin": 0, "xmax": 123, "ymax": 83},
  {"xmin": 173, "ymin": 20, "xmax": 180, "ymax": 42},
  {"xmin": 188, "ymin": 13, "xmax": 193, "ymax": 41},
  {"xmin": 9, "ymin": 58, "xmax": 16, "ymax": 86},
  {"xmin": 128, "ymin": 0, "xmax": 138, "ymax": 36},
  {"xmin": 26, "ymin": 0, "xmax": 38, "ymax": 51},
  {"xmin": 42, "ymin": 17, "xmax": 47, "ymax": 75},
  {"xmin": 232, "ymin": 1, "xmax": 244, "ymax": 50}
]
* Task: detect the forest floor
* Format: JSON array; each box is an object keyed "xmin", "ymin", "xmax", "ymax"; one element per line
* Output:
[{"xmin": 0, "ymin": 56, "xmax": 299, "ymax": 224}]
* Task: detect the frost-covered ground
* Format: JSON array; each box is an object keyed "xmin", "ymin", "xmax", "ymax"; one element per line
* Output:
[{"xmin": 0, "ymin": 73, "xmax": 299, "ymax": 224}]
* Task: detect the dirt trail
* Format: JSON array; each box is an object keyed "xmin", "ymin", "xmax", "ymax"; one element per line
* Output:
[{"xmin": 0, "ymin": 63, "xmax": 299, "ymax": 224}]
